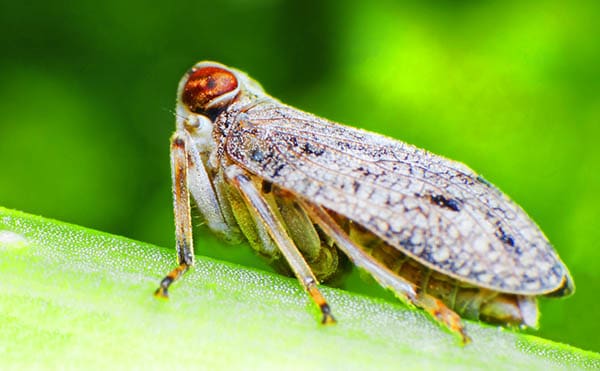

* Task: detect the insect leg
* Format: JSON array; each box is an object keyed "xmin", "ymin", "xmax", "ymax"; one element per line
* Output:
[
  {"xmin": 154, "ymin": 133, "xmax": 195, "ymax": 298},
  {"xmin": 273, "ymin": 190, "xmax": 341, "ymax": 281},
  {"xmin": 414, "ymin": 292, "xmax": 470, "ymax": 344},
  {"xmin": 185, "ymin": 133, "xmax": 242, "ymax": 243},
  {"xmin": 302, "ymin": 201, "xmax": 471, "ymax": 344},
  {"xmin": 225, "ymin": 165, "xmax": 335, "ymax": 324},
  {"xmin": 300, "ymin": 201, "xmax": 418, "ymax": 306}
]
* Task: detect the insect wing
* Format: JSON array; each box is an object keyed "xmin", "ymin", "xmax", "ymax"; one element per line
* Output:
[{"xmin": 225, "ymin": 102, "xmax": 569, "ymax": 295}]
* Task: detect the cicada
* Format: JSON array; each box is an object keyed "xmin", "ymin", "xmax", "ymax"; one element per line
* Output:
[{"xmin": 154, "ymin": 61, "xmax": 574, "ymax": 343}]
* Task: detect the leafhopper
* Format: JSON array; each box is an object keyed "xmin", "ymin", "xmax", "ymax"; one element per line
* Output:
[{"xmin": 154, "ymin": 61, "xmax": 574, "ymax": 343}]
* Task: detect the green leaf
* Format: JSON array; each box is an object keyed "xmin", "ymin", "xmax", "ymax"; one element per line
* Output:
[{"xmin": 0, "ymin": 207, "xmax": 598, "ymax": 369}]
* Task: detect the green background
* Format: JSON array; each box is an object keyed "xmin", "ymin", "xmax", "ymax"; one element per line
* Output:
[{"xmin": 1, "ymin": 0, "xmax": 598, "ymax": 352}]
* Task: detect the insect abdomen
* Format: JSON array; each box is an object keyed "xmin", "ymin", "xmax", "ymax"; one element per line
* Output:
[
  {"xmin": 224, "ymin": 178, "xmax": 535, "ymax": 327},
  {"xmin": 349, "ymin": 221, "xmax": 536, "ymax": 327}
]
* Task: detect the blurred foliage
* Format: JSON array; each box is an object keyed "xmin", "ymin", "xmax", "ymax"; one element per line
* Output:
[{"xmin": 0, "ymin": 0, "xmax": 598, "ymax": 352}]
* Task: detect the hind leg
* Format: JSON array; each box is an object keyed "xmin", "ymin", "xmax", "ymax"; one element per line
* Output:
[
  {"xmin": 302, "ymin": 201, "xmax": 470, "ymax": 343},
  {"xmin": 415, "ymin": 292, "xmax": 470, "ymax": 344}
]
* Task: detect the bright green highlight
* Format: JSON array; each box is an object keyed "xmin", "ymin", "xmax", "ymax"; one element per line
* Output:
[{"xmin": 0, "ymin": 207, "xmax": 598, "ymax": 369}]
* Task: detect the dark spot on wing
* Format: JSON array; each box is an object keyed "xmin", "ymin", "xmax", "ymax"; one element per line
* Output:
[
  {"xmin": 273, "ymin": 164, "xmax": 285, "ymax": 177},
  {"xmin": 355, "ymin": 166, "xmax": 371, "ymax": 177},
  {"xmin": 429, "ymin": 194, "xmax": 461, "ymax": 212},
  {"xmin": 496, "ymin": 226, "xmax": 515, "ymax": 247},
  {"xmin": 251, "ymin": 149, "xmax": 265, "ymax": 162},
  {"xmin": 399, "ymin": 239, "xmax": 417, "ymax": 248},
  {"xmin": 303, "ymin": 142, "xmax": 325, "ymax": 156}
]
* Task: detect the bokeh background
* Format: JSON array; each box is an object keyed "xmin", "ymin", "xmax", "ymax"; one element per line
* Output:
[{"xmin": 1, "ymin": 0, "xmax": 598, "ymax": 352}]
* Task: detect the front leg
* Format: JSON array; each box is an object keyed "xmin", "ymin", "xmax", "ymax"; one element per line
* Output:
[{"xmin": 154, "ymin": 133, "xmax": 195, "ymax": 298}]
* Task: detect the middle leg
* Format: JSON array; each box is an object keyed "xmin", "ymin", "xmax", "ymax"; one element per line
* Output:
[{"xmin": 225, "ymin": 165, "xmax": 335, "ymax": 324}]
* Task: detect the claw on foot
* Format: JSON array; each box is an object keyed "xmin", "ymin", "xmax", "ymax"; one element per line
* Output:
[
  {"xmin": 154, "ymin": 286, "xmax": 169, "ymax": 299},
  {"xmin": 320, "ymin": 303, "xmax": 336, "ymax": 325},
  {"xmin": 418, "ymin": 292, "xmax": 471, "ymax": 344},
  {"xmin": 307, "ymin": 283, "xmax": 336, "ymax": 325},
  {"xmin": 459, "ymin": 330, "xmax": 471, "ymax": 345},
  {"xmin": 154, "ymin": 263, "xmax": 189, "ymax": 300}
]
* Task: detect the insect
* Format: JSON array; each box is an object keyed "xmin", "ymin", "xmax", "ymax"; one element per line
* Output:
[{"xmin": 154, "ymin": 61, "xmax": 574, "ymax": 343}]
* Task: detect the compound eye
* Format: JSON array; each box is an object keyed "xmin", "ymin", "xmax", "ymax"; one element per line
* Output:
[{"xmin": 182, "ymin": 66, "xmax": 238, "ymax": 113}]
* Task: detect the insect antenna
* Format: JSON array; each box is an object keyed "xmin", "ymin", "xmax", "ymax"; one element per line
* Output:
[{"xmin": 162, "ymin": 107, "xmax": 184, "ymax": 120}]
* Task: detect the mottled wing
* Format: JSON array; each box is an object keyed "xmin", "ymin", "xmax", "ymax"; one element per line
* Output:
[{"xmin": 225, "ymin": 102, "xmax": 569, "ymax": 295}]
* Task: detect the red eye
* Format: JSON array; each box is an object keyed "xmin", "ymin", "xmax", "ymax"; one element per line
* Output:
[{"xmin": 182, "ymin": 66, "xmax": 238, "ymax": 112}]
